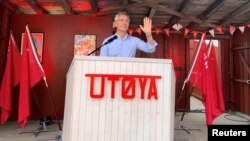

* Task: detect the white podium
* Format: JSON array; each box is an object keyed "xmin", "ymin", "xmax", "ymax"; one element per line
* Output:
[{"xmin": 62, "ymin": 56, "xmax": 176, "ymax": 141}]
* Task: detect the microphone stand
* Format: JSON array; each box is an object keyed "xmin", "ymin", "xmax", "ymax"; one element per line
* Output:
[
  {"xmin": 88, "ymin": 35, "xmax": 117, "ymax": 56},
  {"xmin": 88, "ymin": 44, "xmax": 105, "ymax": 56}
]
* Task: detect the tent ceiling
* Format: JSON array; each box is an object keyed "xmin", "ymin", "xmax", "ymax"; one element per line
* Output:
[{"xmin": 2, "ymin": 0, "xmax": 250, "ymax": 33}]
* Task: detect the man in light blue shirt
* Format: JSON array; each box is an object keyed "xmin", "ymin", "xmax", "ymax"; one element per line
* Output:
[{"xmin": 100, "ymin": 12, "xmax": 158, "ymax": 57}]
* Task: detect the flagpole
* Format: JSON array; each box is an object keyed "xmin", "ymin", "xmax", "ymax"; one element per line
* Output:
[
  {"xmin": 207, "ymin": 40, "xmax": 213, "ymax": 57},
  {"xmin": 31, "ymin": 89, "xmax": 43, "ymax": 117},
  {"xmin": 20, "ymin": 88, "xmax": 59, "ymax": 137},
  {"xmin": 175, "ymin": 33, "xmax": 205, "ymax": 134},
  {"xmin": 176, "ymin": 33, "xmax": 205, "ymax": 110},
  {"xmin": 43, "ymin": 77, "xmax": 62, "ymax": 131},
  {"xmin": 185, "ymin": 33, "xmax": 206, "ymax": 83},
  {"xmin": 176, "ymin": 83, "xmax": 201, "ymax": 134}
]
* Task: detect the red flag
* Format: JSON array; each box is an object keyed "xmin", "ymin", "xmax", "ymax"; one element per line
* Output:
[
  {"xmin": 18, "ymin": 25, "xmax": 45, "ymax": 128},
  {"xmin": 203, "ymin": 44, "xmax": 225, "ymax": 125},
  {"xmin": 188, "ymin": 37, "xmax": 225, "ymax": 125},
  {"xmin": 0, "ymin": 31, "xmax": 21, "ymax": 123},
  {"xmin": 202, "ymin": 52, "xmax": 215, "ymax": 125}
]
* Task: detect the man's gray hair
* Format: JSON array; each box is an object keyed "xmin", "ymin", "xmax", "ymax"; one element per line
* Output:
[{"xmin": 114, "ymin": 11, "xmax": 130, "ymax": 21}]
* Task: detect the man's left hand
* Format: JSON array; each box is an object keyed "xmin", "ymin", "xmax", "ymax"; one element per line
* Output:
[{"xmin": 139, "ymin": 17, "xmax": 152, "ymax": 36}]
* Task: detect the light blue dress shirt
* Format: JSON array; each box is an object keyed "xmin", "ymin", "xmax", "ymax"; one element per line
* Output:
[{"xmin": 100, "ymin": 33, "xmax": 158, "ymax": 57}]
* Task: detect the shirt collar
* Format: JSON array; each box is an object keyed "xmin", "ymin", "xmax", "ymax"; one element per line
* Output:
[{"xmin": 115, "ymin": 33, "xmax": 130, "ymax": 40}]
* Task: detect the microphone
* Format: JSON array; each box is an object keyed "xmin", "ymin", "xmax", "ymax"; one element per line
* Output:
[{"xmin": 88, "ymin": 35, "xmax": 118, "ymax": 56}]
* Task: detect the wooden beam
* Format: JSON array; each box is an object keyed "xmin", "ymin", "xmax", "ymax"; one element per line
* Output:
[
  {"xmin": 95, "ymin": 2, "xmax": 144, "ymax": 16},
  {"xmin": 186, "ymin": 0, "xmax": 225, "ymax": 29},
  {"xmin": 129, "ymin": 0, "xmax": 165, "ymax": 22},
  {"xmin": 219, "ymin": 1, "xmax": 250, "ymax": 26},
  {"xmin": 96, "ymin": 0, "xmax": 163, "ymax": 16},
  {"xmin": 148, "ymin": 7, "xmax": 156, "ymax": 19},
  {"xmin": 238, "ymin": 51, "xmax": 250, "ymax": 75},
  {"xmin": 129, "ymin": 0, "xmax": 164, "ymax": 8},
  {"xmin": 26, "ymin": 0, "xmax": 49, "ymax": 14},
  {"xmin": 167, "ymin": 0, "xmax": 191, "ymax": 27},
  {"xmin": 61, "ymin": 0, "xmax": 73, "ymax": 14},
  {"xmin": 74, "ymin": 10, "xmax": 94, "ymax": 15},
  {"xmin": 122, "ymin": 0, "xmax": 128, "ymax": 6},
  {"xmin": 89, "ymin": 0, "xmax": 98, "ymax": 12},
  {"xmin": 233, "ymin": 79, "xmax": 250, "ymax": 85},
  {"xmin": 201, "ymin": 0, "xmax": 225, "ymax": 19},
  {"xmin": 237, "ymin": 17, "xmax": 250, "ymax": 26},
  {"xmin": 156, "ymin": 4, "xmax": 228, "ymax": 31},
  {"xmin": 184, "ymin": 33, "xmax": 230, "ymax": 39},
  {"xmin": 2, "ymin": 0, "xmax": 20, "ymax": 14},
  {"xmin": 232, "ymin": 46, "xmax": 250, "ymax": 51}
]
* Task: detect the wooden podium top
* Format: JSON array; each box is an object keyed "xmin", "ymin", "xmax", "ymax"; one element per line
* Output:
[
  {"xmin": 67, "ymin": 55, "xmax": 175, "ymax": 76},
  {"xmin": 73, "ymin": 55, "xmax": 174, "ymax": 63}
]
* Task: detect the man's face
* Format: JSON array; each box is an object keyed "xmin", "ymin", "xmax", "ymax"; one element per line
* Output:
[{"xmin": 114, "ymin": 14, "xmax": 130, "ymax": 32}]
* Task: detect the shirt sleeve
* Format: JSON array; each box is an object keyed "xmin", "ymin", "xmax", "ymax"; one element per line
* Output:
[{"xmin": 136, "ymin": 37, "xmax": 158, "ymax": 53}]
